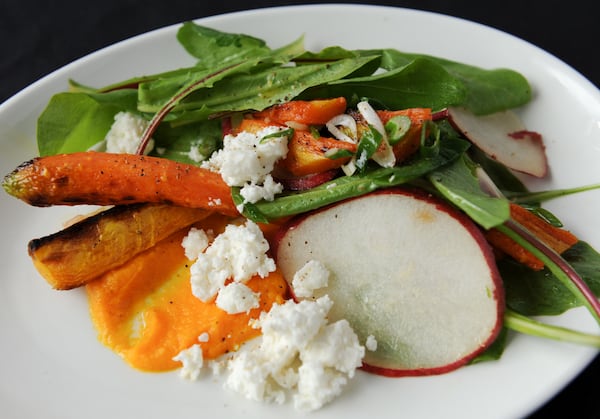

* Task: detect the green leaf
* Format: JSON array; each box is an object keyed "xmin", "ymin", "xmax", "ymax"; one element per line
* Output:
[
  {"xmin": 376, "ymin": 49, "xmax": 531, "ymax": 115},
  {"xmin": 470, "ymin": 328, "xmax": 507, "ymax": 364},
  {"xmin": 468, "ymin": 146, "xmax": 529, "ymax": 195},
  {"xmin": 150, "ymin": 118, "xmax": 222, "ymax": 164},
  {"xmin": 502, "ymin": 241, "xmax": 600, "ymax": 316},
  {"xmin": 300, "ymin": 57, "xmax": 467, "ymax": 112},
  {"xmin": 429, "ymin": 154, "xmax": 510, "ymax": 229},
  {"xmin": 137, "ymin": 33, "xmax": 306, "ymax": 114},
  {"xmin": 294, "ymin": 47, "xmax": 382, "ymax": 78},
  {"xmin": 176, "ymin": 22, "xmax": 272, "ymax": 67},
  {"xmin": 163, "ymin": 55, "xmax": 378, "ymax": 122},
  {"xmin": 37, "ymin": 90, "xmax": 138, "ymax": 156}
]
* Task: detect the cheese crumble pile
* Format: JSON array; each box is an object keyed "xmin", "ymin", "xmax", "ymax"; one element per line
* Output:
[{"xmin": 178, "ymin": 221, "xmax": 369, "ymax": 411}]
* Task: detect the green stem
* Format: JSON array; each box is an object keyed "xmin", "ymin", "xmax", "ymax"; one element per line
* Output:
[
  {"xmin": 506, "ymin": 183, "xmax": 600, "ymax": 204},
  {"xmin": 505, "ymin": 309, "xmax": 600, "ymax": 347}
]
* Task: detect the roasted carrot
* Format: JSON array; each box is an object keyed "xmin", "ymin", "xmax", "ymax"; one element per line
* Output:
[
  {"xmin": 376, "ymin": 108, "xmax": 432, "ymax": 125},
  {"xmin": 2, "ymin": 152, "xmax": 237, "ymax": 215},
  {"xmin": 377, "ymin": 108, "xmax": 432, "ymax": 163},
  {"xmin": 232, "ymin": 117, "xmax": 283, "ymax": 135},
  {"xmin": 279, "ymin": 130, "xmax": 356, "ymax": 176},
  {"xmin": 485, "ymin": 203, "xmax": 579, "ymax": 270},
  {"xmin": 29, "ymin": 203, "xmax": 213, "ymax": 290},
  {"xmin": 252, "ymin": 97, "xmax": 347, "ymax": 126}
]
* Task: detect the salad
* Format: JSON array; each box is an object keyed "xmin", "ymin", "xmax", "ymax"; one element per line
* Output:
[{"xmin": 3, "ymin": 22, "xmax": 600, "ymax": 411}]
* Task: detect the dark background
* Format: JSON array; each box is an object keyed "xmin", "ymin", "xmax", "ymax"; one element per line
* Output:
[{"xmin": 1, "ymin": 1, "xmax": 598, "ymax": 417}]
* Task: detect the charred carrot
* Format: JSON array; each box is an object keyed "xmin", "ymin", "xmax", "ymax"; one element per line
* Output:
[
  {"xmin": 29, "ymin": 204, "xmax": 214, "ymax": 290},
  {"xmin": 2, "ymin": 152, "xmax": 238, "ymax": 215},
  {"xmin": 485, "ymin": 203, "xmax": 578, "ymax": 270}
]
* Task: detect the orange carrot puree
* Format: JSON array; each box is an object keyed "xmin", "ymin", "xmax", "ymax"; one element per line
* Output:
[{"xmin": 86, "ymin": 214, "xmax": 289, "ymax": 372}]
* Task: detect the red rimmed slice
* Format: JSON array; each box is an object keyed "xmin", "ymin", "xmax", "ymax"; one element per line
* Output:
[{"xmin": 273, "ymin": 188, "xmax": 504, "ymax": 376}]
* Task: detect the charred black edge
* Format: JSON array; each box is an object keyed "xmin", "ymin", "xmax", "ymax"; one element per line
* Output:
[
  {"xmin": 2, "ymin": 158, "xmax": 38, "ymax": 197},
  {"xmin": 27, "ymin": 203, "xmax": 148, "ymax": 255}
]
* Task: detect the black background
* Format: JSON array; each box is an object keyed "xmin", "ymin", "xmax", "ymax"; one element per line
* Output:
[{"xmin": 1, "ymin": 1, "xmax": 598, "ymax": 417}]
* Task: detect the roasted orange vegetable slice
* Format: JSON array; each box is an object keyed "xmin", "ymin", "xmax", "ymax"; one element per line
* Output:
[
  {"xmin": 252, "ymin": 97, "xmax": 347, "ymax": 125},
  {"xmin": 377, "ymin": 108, "xmax": 432, "ymax": 163},
  {"xmin": 279, "ymin": 130, "xmax": 356, "ymax": 176}
]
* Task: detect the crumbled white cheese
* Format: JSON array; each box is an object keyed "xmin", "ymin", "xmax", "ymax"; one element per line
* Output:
[
  {"xmin": 291, "ymin": 260, "xmax": 330, "ymax": 299},
  {"xmin": 173, "ymin": 294, "xmax": 365, "ymax": 412},
  {"xmin": 294, "ymin": 361, "xmax": 349, "ymax": 411},
  {"xmin": 223, "ymin": 340, "xmax": 287, "ymax": 405},
  {"xmin": 175, "ymin": 222, "xmax": 365, "ymax": 412},
  {"xmin": 181, "ymin": 227, "xmax": 210, "ymax": 261},
  {"xmin": 172, "ymin": 344, "xmax": 204, "ymax": 381},
  {"xmin": 104, "ymin": 111, "xmax": 154, "ymax": 155},
  {"xmin": 188, "ymin": 144, "xmax": 206, "ymax": 163},
  {"xmin": 216, "ymin": 282, "xmax": 260, "ymax": 314},
  {"xmin": 188, "ymin": 220, "xmax": 275, "ymax": 302},
  {"xmin": 223, "ymin": 296, "xmax": 365, "ymax": 411},
  {"xmin": 201, "ymin": 126, "xmax": 289, "ymax": 207},
  {"xmin": 198, "ymin": 332, "xmax": 210, "ymax": 343},
  {"xmin": 365, "ymin": 334, "xmax": 378, "ymax": 352},
  {"xmin": 239, "ymin": 174, "xmax": 284, "ymax": 204}
]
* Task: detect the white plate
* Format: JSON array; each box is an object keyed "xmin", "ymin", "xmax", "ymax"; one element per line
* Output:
[{"xmin": 1, "ymin": 5, "xmax": 599, "ymax": 419}]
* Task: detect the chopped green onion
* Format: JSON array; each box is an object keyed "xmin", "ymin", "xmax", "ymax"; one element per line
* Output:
[
  {"xmin": 385, "ymin": 115, "xmax": 412, "ymax": 145},
  {"xmin": 324, "ymin": 148, "xmax": 354, "ymax": 159},
  {"xmin": 260, "ymin": 127, "xmax": 294, "ymax": 143},
  {"xmin": 355, "ymin": 125, "xmax": 382, "ymax": 171}
]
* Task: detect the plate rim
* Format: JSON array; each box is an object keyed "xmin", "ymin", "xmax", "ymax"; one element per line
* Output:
[{"xmin": 1, "ymin": 4, "xmax": 599, "ymax": 419}]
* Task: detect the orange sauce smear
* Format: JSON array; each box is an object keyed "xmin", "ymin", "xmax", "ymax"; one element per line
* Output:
[{"xmin": 86, "ymin": 214, "xmax": 289, "ymax": 372}]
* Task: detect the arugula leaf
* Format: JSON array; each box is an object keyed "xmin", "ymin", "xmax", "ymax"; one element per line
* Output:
[
  {"xmin": 300, "ymin": 57, "xmax": 466, "ymax": 111},
  {"xmin": 159, "ymin": 56, "xmax": 379, "ymax": 123},
  {"xmin": 376, "ymin": 49, "xmax": 532, "ymax": 115},
  {"xmin": 37, "ymin": 89, "xmax": 138, "ymax": 156},
  {"xmin": 468, "ymin": 146, "xmax": 529, "ymax": 195},
  {"xmin": 294, "ymin": 47, "xmax": 382, "ymax": 78},
  {"xmin": 150, "ymin": 118, "xmax": 222, "ymax": 164},
  {"xmin": 428, "ymin": 154, "xmax": 510, "ymax": 229},
  {"xmin": 501, "ymin": 241, "xmax": 600, "ymax": 316},
  {"xmin": 137, "ymin": 34, "xmax": 306, "ymax": 114},
  {"xmin": 470, "ymin": 328, "xmax": 507, "ymax": 364},
  {"xmin": 177, "ymin": 22, "xmax": 272, "ymax": 67}
]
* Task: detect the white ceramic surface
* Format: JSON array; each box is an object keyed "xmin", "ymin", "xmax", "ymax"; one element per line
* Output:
[{"xmin": 1, "ymin": 5, "xmax": 599, "ymax": 419}]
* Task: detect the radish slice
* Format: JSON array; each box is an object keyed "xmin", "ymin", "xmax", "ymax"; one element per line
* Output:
[
  {"xmin": 447, "ymin": 106, "xmax": 547, "ymax": 177},
  {"xmin": 274, "ymin": 189, "xmax": 504, "ymax": 376}
]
